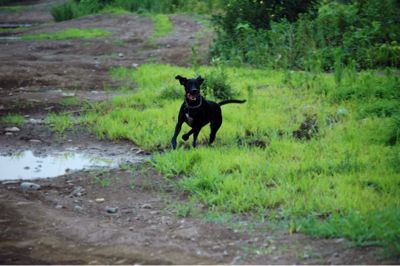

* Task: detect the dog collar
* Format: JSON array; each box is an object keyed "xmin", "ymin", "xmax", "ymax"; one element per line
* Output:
[{"xmin": 185, "ymin": 96, "xmax": 202, "ymax": 109}]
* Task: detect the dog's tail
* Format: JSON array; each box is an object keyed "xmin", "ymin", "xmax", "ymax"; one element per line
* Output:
[{"xmin": 218, "ymin": 99, "xmax": 246, "ymax": 106}]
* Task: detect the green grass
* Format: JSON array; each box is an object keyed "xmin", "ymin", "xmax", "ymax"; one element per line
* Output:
[
  {"xmin": 0, "ymin": 5, "xmax": 25, "ymax": 11},
  {"xmin": 59, "ymin": 97, "xmax": 81, "ymax": 107},
  {"xmin": 0, "ymin": 113, "xmax": 25, "ymax": 126},
  {"xmin": 45, "ymin": 113, "xmax": 75, "ymax": 134},
  {"xmin": 77, "ymin": 63, "xmax": 400, "ymax": 254},
  {"xmin": 150, "ymin": 14, "xmax": 173, "ymax": 39},
  {"xmin": 21, "ymin": 28, "xmax": 111, "ymax": 41}
]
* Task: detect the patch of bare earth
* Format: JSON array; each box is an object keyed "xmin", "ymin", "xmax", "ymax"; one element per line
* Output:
[{"xmin": 0, "ymin": 0, "xmax": 399, "ymax": 264}]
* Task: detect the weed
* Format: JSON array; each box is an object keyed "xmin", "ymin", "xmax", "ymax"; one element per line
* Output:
[
  {"xmin": 45, "ymin": 113, "xmax": 75, "ymax": 134},
  {"xmin": 59, "ymin": 96, "xmax": 81, "ymax": 107},
  {"xmin": 1, "ymin": 113, "xmax": 25, "ymax": 126}
]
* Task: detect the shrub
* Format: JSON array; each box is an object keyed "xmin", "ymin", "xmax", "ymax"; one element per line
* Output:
[{"xmin": 203, "ymin": 67, "xmax": 236, "ymax": 100}]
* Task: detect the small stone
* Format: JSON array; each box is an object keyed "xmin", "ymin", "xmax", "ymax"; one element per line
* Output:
[
  {"xmin": 95, "ymin": 198, "xmax": 105, "ymax": 203},
  {"xmin": 74, "ymin": 205, "xmax": 84, "ymax": 212},
  {"xmin": 24, "ymin": 166, "xmax": 30, "ymax": 170},
  {"xmin": 5, "ymin": 132, "xmax": 13, "ymax": 136},
  {"xmin": 106, "ymin": 207, "xmax": 118, "ymax": 214},
  {"xmin": 55, "ymin": 204, "xmax": 63, "ymax": 209},
  {"xmin": 62, "ymin": 92, "xmax": 75, "ymax": 97},
  {"xmin": 29, "ymin": 139, "xmax": 41, "ymax": 143},
  {"xmin": 141, "ymin": 203, "xmax": 152, "ymax": 209},
  {"xmin": 131, "ymin": 63, "xmax": 139, "ymax": 68},
  {"xmin": 69, "ymin": 186, "xmax": 83, "ymax": 197},
  {"xmin": 129, "ymin": 227, "xmax": 134, "ymax": 231},
  {"xmin": 336, "ymin": 107, "xmax": 348, "ymax": 117},
  {"xmin": 20, "ymin": 182, "xmax": 40, "ymax": 190},
  {"xmin": 5, "ymin": 127, "xmax": 20, "ymax": 132},
  {"xmin": 118, "ymin": 53, "xmax": 124, "ymax": 57},
  {"xmin": 231, "ymin": 256, "xmax": 242, "ymax": 264}
]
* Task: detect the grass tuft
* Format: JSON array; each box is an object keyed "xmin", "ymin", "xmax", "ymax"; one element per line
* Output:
[
  {"xmin": 22, "ymin": 28, "xmax": 111, "ymax": 41},
  {"xmin": 0, "ymin": 113, "xmax": 25, "ymax": 126}
]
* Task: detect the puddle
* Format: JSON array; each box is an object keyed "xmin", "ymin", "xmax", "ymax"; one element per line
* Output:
[
  {"xmin": 0, "ymin": 36, "xmax": 22, "ymax": 41},
  {"xmin": 0, "ymin": 150, "xmax": 142, "ymax": 180}
]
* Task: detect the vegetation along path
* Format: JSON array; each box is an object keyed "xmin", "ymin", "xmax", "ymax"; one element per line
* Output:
[{"xmin": 0, "ymin": 0, "xmax": 399, "ymax": 264}]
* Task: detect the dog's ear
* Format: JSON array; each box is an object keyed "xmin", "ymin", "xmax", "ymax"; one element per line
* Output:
[
  {"xmin": 175, "ymin": 75, "xmax": 187, "ymax": 86},
  {"xmin": 196, "ymin": 76, "xmax": 204, "ymax": 85}
]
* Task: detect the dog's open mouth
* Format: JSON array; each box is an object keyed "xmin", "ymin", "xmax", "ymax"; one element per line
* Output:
[{"xmin": 186, "ymin": 93, "xmax": 197, "ymax": 101}]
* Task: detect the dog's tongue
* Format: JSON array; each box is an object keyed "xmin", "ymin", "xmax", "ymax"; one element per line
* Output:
[{"xmin": 187, "ymin": 93, "xmax": 196, "ymax": 101}]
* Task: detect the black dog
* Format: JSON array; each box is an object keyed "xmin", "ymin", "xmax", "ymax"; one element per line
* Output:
[{"xmin": 171, "ymin": 75, "xmax": 246, "ymax": 149}]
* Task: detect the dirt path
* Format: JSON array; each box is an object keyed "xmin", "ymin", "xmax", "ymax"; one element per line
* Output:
[{"xmin": 0, "ymin": 0, "xmax": 398, "ymax": 264}]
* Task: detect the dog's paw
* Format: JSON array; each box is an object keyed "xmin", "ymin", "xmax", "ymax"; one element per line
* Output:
[
  {"xmin": 182, "ymin": 134, "xmax": 189, "ymax": 141},
  {"xmin": 171, "ymin": 139, "xmax": 177, "ymax": 149}
]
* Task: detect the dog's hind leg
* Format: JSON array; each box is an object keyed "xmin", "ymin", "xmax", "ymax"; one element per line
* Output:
[{"xmin": 209, "ymin": 118, "xmax": 222, "ymax": 144}]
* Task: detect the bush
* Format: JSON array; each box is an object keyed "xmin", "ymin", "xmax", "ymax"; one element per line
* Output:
[
  {"xmin": 212, "ymin": 0, "xmax": 400, "ymax": 70},
  {"xmin": 203, "ymin": 67, "xmax": 236, "ymax": 100}
]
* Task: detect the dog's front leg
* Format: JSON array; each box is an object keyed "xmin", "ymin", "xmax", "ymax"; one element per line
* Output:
[
  {"xmin": 192, "ymin": 128, "xmax": 200, "ymax": 148},
  {"xmin": 182, "ymin": 129, "xmax": 194, "ymax": 141},
  {"xmin": 171, "ymin": 120, "xmax": 183, "ymax": 149}
]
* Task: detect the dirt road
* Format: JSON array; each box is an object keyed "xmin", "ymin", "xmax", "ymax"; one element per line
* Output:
[{"xmin": 0, "ymin": 0, "xmax": 397, "ymax": 264}]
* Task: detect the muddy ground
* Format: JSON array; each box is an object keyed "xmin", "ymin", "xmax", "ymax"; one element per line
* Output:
[{"xmin": 0, "ymin": 0, "xmax": 399, "ymax": 264}]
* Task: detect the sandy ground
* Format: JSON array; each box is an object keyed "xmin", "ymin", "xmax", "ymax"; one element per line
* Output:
[{"xmin": 0, "ymin": 0, "xmax": 399, "ymax": 264}]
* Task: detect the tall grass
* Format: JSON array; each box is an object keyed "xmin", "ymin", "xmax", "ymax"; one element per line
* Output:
[
  {"xmin": 51, "ymin": 0, "xmax": 224, "ymax": 21},
  {"xmin": 78, "ymin": 64, "xmax": 400, "ymax": 253}
]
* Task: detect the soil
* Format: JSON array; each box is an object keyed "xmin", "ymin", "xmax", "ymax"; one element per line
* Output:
[{"xmin": 1, "ymin": 0, "xmax": 399, "ymax": 264}]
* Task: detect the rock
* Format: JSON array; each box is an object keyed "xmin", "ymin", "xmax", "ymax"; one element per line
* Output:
[
  {"xmin": 131, "ymin": 63, "xmax": 139, "ymax": 68},
  {"xmin": 29, "ymin": 118, "xmax": 43, "ymax": 124},
  {"xmin": 69, "ymin": 186, "xmax": 84, "ymax": 197},
  {"xmin": 2, "ymin": 180, "xmax": 19, "ymax": 185},
  {"xmin": 20, "ymin": 182, "xmax": 40, "ymax": 190},
  {"xmin": 95, "ymin": 198, "xmax": 105, "ymax": 203},
  {"xmin": 62, "ymin": 92, "xmax": 75, "ymax": 97},
  {"xmin": 336, "ymin": 107, "xmax": 348, "ymax": 117},
  {"xmin": 5, "ymin": 132, "xmax": 13, "ymax": 136},
  {"xmin": 118, "ymin": 53, "xmax": 124, "ymax": 57},
  {"xmin": 231, "ymin": 256, "xmax": 242, "ymax": 264},
  {"xmin": 74, "ymin": 205, "xmax": 83, "ymax": 212},
  {"xmin": 161, "ymin": 216, "xmax": 172, "ymax": 225},
  {"xmin": 24, "ymin": 166, "xmax": 30, "ymax": 170},
  {"xmin": 5, "ymin": 127, "xmax": 20, "ymax": 132},
  {"xmin": 29, "ymin": 139, "xmax": 41, "ymax": 143},
  {"xmin": 105, "ymin": 207, "xmax": 118, "ymax": 214},
  {"xmin": 55, "ymin": 204, "xmax": 63, "ymax": 209},
  {"xmin": 141, "ymin": 203, "xmax": 152, "ymax": 209}
]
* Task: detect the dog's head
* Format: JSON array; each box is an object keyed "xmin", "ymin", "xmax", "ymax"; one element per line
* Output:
[{"xmin": 175, "ymin": 75, "xmax": 204, "ymax": 102}]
